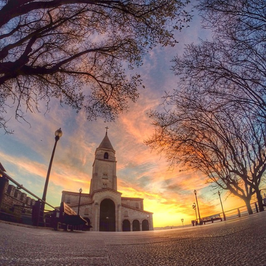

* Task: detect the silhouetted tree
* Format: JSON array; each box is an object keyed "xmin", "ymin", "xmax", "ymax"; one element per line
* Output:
[
  {"xmin": 146, "ymin": 0, "xmax": 266, "ymax": 212},
  {"xmin": 0, "ymin": 0, "xmax": 191, "ymax": 132},
  {"xmin": 146, "ymin": 94, "xmax": 266, "ymax": 213},
  {"xmin": 173, "ymin": 0, "xmax": 266, "ymax": 118}
]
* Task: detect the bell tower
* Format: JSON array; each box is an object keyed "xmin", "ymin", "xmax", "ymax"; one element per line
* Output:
[{"xmin": 90, "ymin": 128, "xmax": 117, "ymax": 194}]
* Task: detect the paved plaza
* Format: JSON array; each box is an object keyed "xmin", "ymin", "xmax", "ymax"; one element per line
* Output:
[{"xmin": 0, "ymin": 212, "xmax": 266, "ymax": 266}]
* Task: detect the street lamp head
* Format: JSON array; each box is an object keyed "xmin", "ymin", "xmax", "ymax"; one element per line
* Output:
[
  {"xmin": 55, "ymin": 128, "xmax": 63, "ymax": 141},
  {"xmin": 194, "ymin": 189, "xmax": 197, "ymax": 195},
  {"xmin": 79, "ymin": 188, "xmax": 82, "ymax": 193},
  {"xmin": 218, "ymin": 191, "xmax": 220, "ymax": 196}
]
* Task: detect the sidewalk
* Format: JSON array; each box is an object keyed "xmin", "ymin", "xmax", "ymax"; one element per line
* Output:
[{"xmin": 0, "ymin": 211, "xmax": 266, "ymax": 265}]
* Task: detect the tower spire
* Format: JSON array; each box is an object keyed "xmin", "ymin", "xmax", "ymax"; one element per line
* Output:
[
  {"xmin": 90, "ymin": 128, "xmax": 117, "ymax": 194},
  {"xmin": 97, "ymin": 128, "xmax": 114, "ymax": 151}
]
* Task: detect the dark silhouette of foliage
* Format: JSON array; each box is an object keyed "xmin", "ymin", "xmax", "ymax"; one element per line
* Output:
[
  {"xmin": 146, "ymin": 95, "xmax": 266, "ymax": 214},
  {"xmin": 189, "ymin": 0, "xmax": 266, "ymax": 116},
  {"xmin": 146, "ymin": 0, "xmax": 266, "ymax": 212},
  {"xmin": 0, "ymin": 0, "xmax": 191, "ymax": 132}
]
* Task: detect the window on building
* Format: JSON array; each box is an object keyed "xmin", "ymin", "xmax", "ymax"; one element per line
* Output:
[
  {"xmin": 135, "ymin": 202, "xmax": 139, "ymax": 209},
  {"xmin": 102, "ymin": 173, "xmax": 108, "ymax": 179},
  {"xmin": 104, "ymin": 152, "xmax": 109, "ymax": 159},
  {"xmin": 102, "ymin": 180, "xmax": 108, "ymax": 188}
]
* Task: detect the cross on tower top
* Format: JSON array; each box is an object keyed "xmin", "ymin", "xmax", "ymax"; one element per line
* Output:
[{"xmin": 105, "ymin": 126, "xmax": 109, "ymax": 135}]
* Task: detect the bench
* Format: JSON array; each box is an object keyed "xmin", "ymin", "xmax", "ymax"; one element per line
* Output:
[
  {"xmin": 202, "ymin": 214, "xmax": 222, "ymax": 224},
  {"xmin": 53, "ymin": 202, "xmax": 88, "ymax": 231}
]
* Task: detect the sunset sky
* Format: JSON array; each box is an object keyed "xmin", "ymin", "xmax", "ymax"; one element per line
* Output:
[{"xmin": 0, "ymin": 8, "xmax": 248, "ymax": 228}]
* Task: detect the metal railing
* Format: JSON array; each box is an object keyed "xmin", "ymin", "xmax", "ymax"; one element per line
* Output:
[
  {"xmin": 0, "ymin": 169, "xmax": 55, "ymax": 209},
  {"xmin": 219, "ymin": 201, "xmax": 263, "ymax": 221},
  {"xmin": 0, "ymin": 169, "xmax": 56, "ymax": 226},
  {"xmin": 191, "ymin": 200, "xmax": 264, "ymax": 226}
]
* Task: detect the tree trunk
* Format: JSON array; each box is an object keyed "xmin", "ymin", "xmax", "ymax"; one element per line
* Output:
[
  {"xmin": 244, "ymin": 198, "xmax": 253, "ymax": 215},
  {"xmin": 255, "ymin": 188, "xmax": 264, "ymax": 212}
]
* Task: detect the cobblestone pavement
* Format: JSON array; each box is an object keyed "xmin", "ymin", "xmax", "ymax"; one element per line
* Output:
[{"xmin": 1, "ymin": 212, "xmax": 266, "ymax": 266}]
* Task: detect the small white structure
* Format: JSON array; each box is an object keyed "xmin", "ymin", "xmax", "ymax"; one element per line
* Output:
[{"xmin": 61, "ymin": 131, "xmax": 153, "ymax": 231}]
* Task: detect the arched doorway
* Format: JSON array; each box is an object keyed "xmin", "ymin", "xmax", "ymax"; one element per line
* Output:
[
  {"xmin": 132, "ymin": 220, "xmax": 140, "ymax": 231},
  {"xmin": 122, "ymin": 219, "xmax": 130, "ymax": 231},
  {"xmin": 142, "ymin": 219, "xmax": 149, "ymax": 231},
  {"xmin": 100, "ymin": 199, "xmax": 115, "ymax": 231}
]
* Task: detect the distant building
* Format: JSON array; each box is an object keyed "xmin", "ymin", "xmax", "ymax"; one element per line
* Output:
[
  {"xmin": 61, "ymin": 131, "xmax": 153, "ymax": 231},
  {"xmin": 0, "ymin": 163, "xmax": 35, "ymax": 224}
]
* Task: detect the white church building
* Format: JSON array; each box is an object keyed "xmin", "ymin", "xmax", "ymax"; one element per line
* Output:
[{"xmin": 61, "ymin": 131, "xmax": 153, "ymax": 231}]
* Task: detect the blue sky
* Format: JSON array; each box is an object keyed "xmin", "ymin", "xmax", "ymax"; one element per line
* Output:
[{"xmin": 0, "ymin": 9, "xmax": 245, "ymax": 227}]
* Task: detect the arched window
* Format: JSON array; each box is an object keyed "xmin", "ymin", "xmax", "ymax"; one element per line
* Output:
[
  {"xmin": 142, "ymin": 220, "xmax": 149, "ymax": 231},
  {"xmin": 122, "ymin": 220, "xmax": 130, "ymax": 231},
  {"xmin": 133, "ymin": 220, "xmax": 140, "ymax": 231},
  {"xmin": 104, "ymin": 152, "xmax": 109, "ymax": 159}
]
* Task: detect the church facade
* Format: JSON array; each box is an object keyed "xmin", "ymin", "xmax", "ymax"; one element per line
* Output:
[{"xmin": 61, "ymin": 131, "xmax": 153, "ymax": 231}]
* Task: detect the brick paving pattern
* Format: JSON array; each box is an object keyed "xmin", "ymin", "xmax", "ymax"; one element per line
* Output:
[{"xmin": 1, "ymin": 211, "xmax": 266, "ymax": 265}]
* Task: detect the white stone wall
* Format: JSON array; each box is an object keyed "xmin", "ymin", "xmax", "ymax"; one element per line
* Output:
[
  {"xmin": 95, "ymin": 148, "xmax": 116, "ymax": 161},
  {"xmin": 93, "ymin": 160, "xmax": 116, "ymax": 190},
  {"xmin": 61, "ymin": 191, "xmax": 92, "ymax": 207},
  {"xmin": 62, "ymin": 190, "xmax": 153, "ymax": 231},
  {"xmin": 121, "ymin": 205, "xmax": 153, "ymax": 231},
  {"xmin": 121, "ymin": 198, "xmax": 144, "ymax": 210},
  {"xmin": 92, "ymin": 190, "xmax": 122, "ymax": 231},
  {"xmin": 91, "ymin": 148, "xmax": 117, "ymax": 193}
]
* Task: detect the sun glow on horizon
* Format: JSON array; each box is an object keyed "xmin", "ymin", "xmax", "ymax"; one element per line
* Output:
[{"xmin": 0, "ymin": 12, "xmax": 249, "ymax": 229}]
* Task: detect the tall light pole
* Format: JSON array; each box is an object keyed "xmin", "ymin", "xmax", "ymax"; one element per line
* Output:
[
  {"xmin": 78, "ymin": 188, "xmax": 82, "ymax": 215},
  {"xmin": 218, "ymin": 191, "xmax": 226, "ymax": 221},
  {"xmin": 41, "ymin": 128, "xmax": 62, "ymax": 218},
  {"xmin": 192, "ymin": 202, "xmax": 198, "ymax": 224},
  {"xmin": 194, "ymin": 190, "xmax": 201, "ymax": 224}
]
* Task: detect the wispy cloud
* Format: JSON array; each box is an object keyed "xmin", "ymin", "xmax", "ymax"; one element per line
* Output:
[{"xmin": 0, "ymin": 12, "xmax": 240, "ymax": 227}]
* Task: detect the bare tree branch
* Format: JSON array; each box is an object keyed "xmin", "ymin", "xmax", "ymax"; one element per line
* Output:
[{"xmin": 0, "ymin": 0, "xmax": 192, "ymax": 132}]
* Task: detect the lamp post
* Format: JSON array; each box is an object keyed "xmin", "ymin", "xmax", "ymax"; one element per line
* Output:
[
  {"xmin": 218, "ymin": 191, "xmax": 226, "ymax": 221},
  {"xmin": 194, "ymin": 190, "xmax": 201, "ymax": 224},
  {"xmin": 78, "ymin": 188, "xmax": 82, "ymax": 215},
  {"xmin": 192, "ymin": 202, "xmax": 198, "ymax": 224},
  {"xmin": 41, "ymin": 128, "xmax": 62, "ymax": 222}
]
